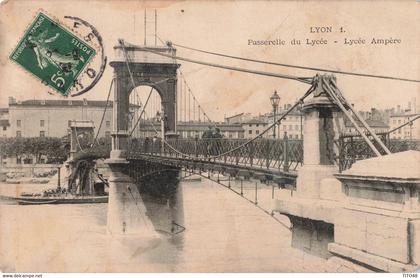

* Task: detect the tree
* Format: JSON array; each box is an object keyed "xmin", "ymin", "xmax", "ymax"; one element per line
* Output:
[{"xmin": 0, "ymin": 137, "xmax": 67, "ymax": 164}]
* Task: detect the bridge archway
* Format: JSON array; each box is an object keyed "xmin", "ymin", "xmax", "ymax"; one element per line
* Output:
[
  {"xmin": 109, "ymin": 44, "xmax": 180, "ymax": 160},
  {"xmin": 128, "ymin": 85, "xmax": 163, "ymax": 138}
]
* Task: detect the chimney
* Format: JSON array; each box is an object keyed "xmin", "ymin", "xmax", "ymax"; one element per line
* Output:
[
  {"xmin": 8, "ymin": 97, "xmax": 16, "ymax": 105},
  {"xmin": 371, "ymin": 108, "xmax": 377, "ymax": 120}
]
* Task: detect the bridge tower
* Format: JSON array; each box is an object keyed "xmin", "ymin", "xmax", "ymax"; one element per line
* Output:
[
  {"xmin": 109, "ymin": 43, "xmax": 179, "ymax": 161},
  {"xmin": 106, "ymin": 43, "xmax": 180, "ymax": 236},
  {"xmin": 68, "ymin": 120, "xmax": 95, "ymax": 161}
]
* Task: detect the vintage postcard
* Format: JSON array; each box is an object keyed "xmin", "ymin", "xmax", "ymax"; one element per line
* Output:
[{"xmin": 0, "ymin": 0, "xmax": 419, "ymax": 276}]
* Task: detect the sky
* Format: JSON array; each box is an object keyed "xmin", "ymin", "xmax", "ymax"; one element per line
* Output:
[{"xmin": 0, "ymin": 0, "xmax": 419, "ymax": 121}]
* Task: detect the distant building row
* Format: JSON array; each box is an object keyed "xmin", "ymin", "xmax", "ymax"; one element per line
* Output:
[{"xmin": 0, "ymin": 97, "xmax": 418, "ymax": 143}]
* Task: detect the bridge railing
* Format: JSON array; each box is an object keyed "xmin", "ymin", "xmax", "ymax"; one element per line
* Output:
[
  {"xmin": 336, "ymin": 135, "xmax": 420, "ymax": 171},
  {"xmin": 127, "ymin": 136, "xmax": 419, "ymax": 174},
  {"xmin": 127, "ymin": 137, "xmax": 303, "ymax": 173}
]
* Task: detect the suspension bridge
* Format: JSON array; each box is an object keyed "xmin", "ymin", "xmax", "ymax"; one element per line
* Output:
[{"xmin": 71, "ymin": 35, "xmax": 420, "ymax": 272}]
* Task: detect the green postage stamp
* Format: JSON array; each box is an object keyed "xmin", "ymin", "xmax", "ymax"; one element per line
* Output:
[{"xmin": 10, "ymin": 12, "xmax": 97, "ymax": 96}]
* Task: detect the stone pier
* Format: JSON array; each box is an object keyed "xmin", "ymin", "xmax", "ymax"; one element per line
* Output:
[
  {"xmin": 104, "ymin": 41, "xmax": 180, "ymax": 237},
  {"xmin": 105, "ymin": 152, "xmax": 157, "ymax": 238},
  {"xmin": 273, "ymin": 76, "xmax": 344, "ymax": 260},
  {"xmin": 329, "ymin": 151, "xmax": 419, "ymax": 272},
  {"xmin": 272, "ymin": 75, "xmax": 419, "ymax": 272}
]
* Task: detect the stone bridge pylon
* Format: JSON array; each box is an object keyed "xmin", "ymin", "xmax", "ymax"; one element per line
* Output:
[
  {"xmin": 109, "ymin": 42, "xmax": 179, "ymax": 162},
  {"xmin": 106, "ymin": 42, "xmax": 180, "ymax": 236}
]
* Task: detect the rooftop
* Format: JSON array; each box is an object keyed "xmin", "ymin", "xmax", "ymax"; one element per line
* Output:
[
  {"xmin": 9, "ymin": 99, "xmax": 113, "ymax": 108},
  {"xmin": 243, "ymin": 118, "xmax": 268, "ymax": 125},
  {"xmin": 344, "ymin": 118, "xmax": 389, "ymax": 128},
  {"xmin": 390, "ymin": 113, "xmax": 420, "ymax": 118}
]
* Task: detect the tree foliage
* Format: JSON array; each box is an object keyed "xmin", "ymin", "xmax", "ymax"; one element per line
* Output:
[{"xmin": 0, "ymin": 137, "xmax": 68, "ymax": 163}]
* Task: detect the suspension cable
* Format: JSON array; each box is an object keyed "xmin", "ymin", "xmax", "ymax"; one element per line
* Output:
[
  {"xmin": 119, "ymin": 39, "xmax": 314, "ymax": 160},
  {"xmin": 118, "ymin": 40, "xmax": 384, "ymax": 162},
  {"xmin": 128, "ymin": 77, "xmax": 173, "ymax": 136},
  {"xmin": 119, "ymin": 39, "xmax": 174, "ymax": 138},
  {"xmin": 330, "ymin": 79, "xmax": 391, "ymax": 154},
  {"xmin": 322, "ymin": 81, "xmax": 382, "ymax": 156},
  {"xmin": 163, "ymin": 83, "xmax": 316, "ymax": 160},
  {"xmin": 92, "ymin": 78, "xmax": 114, "ymax": 146},
  {"xmin": 125, "ymin": 43, "xmax": 313, "ymax": 85},
  {"xmin": 179, "ymin": 70, "xmax": 213, "ymax": 123},
  {"xmin": 171, "ymin": 42, "xmax": 420, "ymax": 83},
  {"xmin": 191, "ymin": 170, "xmax": 291, "ymax": 230},
  {"xmin": 129, "ymin": 87, "xmax": 154, "ymax": 136}
]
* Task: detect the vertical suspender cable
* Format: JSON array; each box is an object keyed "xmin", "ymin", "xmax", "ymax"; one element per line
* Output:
[
  {"xmin": 154, "ymin": 9, "xmax": 157, "ymax": 46},
  {"xmin": 144, "ymin": 10, "xmax": 146, "ymax": 46},
  {"xmin": 184, "ymin": 80, "xmax": 187, "ymax": 122},
  {"xmin": 193, "ymin": 97, "xmax": 196, "ymax": 122},
  {"xmin": 188, "ymin": 89, "xmax": 191, "ymax": 122}
]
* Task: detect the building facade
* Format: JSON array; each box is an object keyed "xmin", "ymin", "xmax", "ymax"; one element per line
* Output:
[
  {"xmin": 263, "ymin": 105, "xmax": 304, "ymax": 140},
  {"xmin": 139, "ymin": 121, "xmax": 245, "ymax": 139},
  {"xmin": 7, "ymin": 97, "xmax": 113, "ymax": 139},
  {"xmin": 241, "ymin": 118, "xmax": 270, "ymax": 139},
  {"xmin": 0, "ymin": 108, "xmax": 9, "ymax": 138},
  {"xmin": 389, "ymin": 113, "xmax": 420, "ymax": 139},
  {"xmin": 343, "ymin": 118, "xmax": 389, "ymax": 136}
]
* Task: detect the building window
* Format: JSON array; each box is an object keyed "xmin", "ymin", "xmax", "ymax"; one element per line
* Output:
[
  {"xmin": 40, "ymin": 131, "xmax": 45, "ymax": 137},
  {"xmin": 256, "ymin": 124, "xmax": 259, "ymax": 127},
  {"xmin": 256, "ymin": 130, "xmax": 260, "ymax": 134},
  {"xmin": 40, "ymin": 120, "xmax": 45, "ymax": 127},
  {"xmin": 2, "ymin": 126, "xmax": 6, "ymax": 131},
  {"xmin": 106, "ymin": 121, "xmax": 111, "ymax": 127},
  {"xmin": 248, "ymin": 130, "xmax": 252, "ymax": 134},
  {"xmin": 249, "ymin": 124, "xmax": 252, "ymax": 127},
  {"xmin": 105, "ymin": 131, "xmax": 111, "ymax": 138},
  {"xmin": 16, "ymin": 131, "xmax": 21, "ymax": 137},
  {"xmin": 17, "ymin": 120, "xmax": 21, "ymax": 127}
]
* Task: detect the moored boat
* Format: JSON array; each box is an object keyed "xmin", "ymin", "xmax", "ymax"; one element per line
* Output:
[{"xmin": 16, "ymin": 194, "xmax": 108, "ymax": 205}]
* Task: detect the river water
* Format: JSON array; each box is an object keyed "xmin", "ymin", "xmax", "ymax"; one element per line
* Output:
[{"xmin": 0, "ymin": 176, "xmax": 327, "ymax": 272}]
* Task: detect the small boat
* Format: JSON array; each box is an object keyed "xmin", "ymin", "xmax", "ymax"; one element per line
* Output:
[{"xmin": 16, "ymin": 194, "xmax": 108, "ymax": 205}]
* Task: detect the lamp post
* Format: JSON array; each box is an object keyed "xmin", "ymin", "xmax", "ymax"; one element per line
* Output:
[
  {"xmin": 156, "ymin": 110, "xmax": 165, "ymax": 153},
  {"xmin": 270, "ymin": 91, "xmax": 280, "ymax": 139},
  {"xmin": 408, "ymin": 116, "xmax": 413, "ymax": 141}
]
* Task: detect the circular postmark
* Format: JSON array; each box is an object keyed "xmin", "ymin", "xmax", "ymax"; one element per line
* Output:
[{"xmin": 63, "ymin": 15, "xmax": 107, "ymax": 97}]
